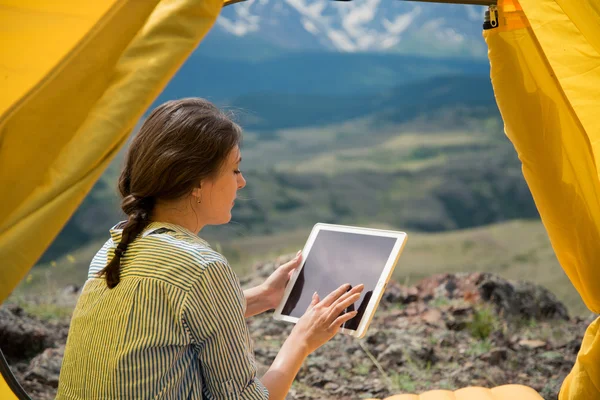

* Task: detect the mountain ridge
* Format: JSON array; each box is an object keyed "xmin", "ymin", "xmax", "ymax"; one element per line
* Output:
[
  {"xmin": 154, "ymin": 52, "xmax": 490, "ymax": 105},
  {"xmin": 209, "ymin": 0, "xmax": 489, "ymax": 58},
  {"xmin": 226, "ymin": 74, "xmax": 497, "ymax": 130}
]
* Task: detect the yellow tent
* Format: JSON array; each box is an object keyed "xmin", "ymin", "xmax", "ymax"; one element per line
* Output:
[{"xmin": 0, "ymin": 0, "xmax": 598, "ymax": 399}]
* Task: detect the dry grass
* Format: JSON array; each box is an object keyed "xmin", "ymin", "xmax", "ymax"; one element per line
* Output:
[
  {"xmin": 220, "ymin": 219, "xmax": 587, "ymax": 316},
  {"xmin": 13, "ymin": 220, "xmax": 588, "ymax": 317},
  {"xmin": 277, "ymin": 131, "xmax": 484, "ymax": 174}
]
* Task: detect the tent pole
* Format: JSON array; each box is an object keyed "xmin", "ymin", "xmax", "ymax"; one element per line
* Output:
[
  {"xmin": 224, "ymin": 0, "xmax": 497, "ymax": 7},
  {"xmin": 397, "ymin": 0, "xmax": 496, "ymax": 5}
]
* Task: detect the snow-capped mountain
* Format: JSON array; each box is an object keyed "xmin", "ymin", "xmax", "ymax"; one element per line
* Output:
[{"xmin": 214, "ymin": 0, "xmax": 488, "ymax": 57}]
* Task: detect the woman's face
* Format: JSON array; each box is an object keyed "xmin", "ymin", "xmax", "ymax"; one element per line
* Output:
[{"xmin": 199, "ymin": 146, "xmax": 246, "ymax": 225}]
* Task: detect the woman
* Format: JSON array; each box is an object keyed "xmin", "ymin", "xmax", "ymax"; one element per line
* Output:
[{"xmin": 56, "ymin": 98, "xmax": 364, "ymax": 400}]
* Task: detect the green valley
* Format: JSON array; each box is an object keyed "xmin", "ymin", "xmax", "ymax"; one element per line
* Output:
[{"xmin": 16, "ymin": 73, "xmax": 587, "ymax": 318}]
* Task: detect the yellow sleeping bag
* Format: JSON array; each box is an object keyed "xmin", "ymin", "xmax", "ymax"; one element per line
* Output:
[{"xmin": 369, "ymin": 384, "xmax": 542, "ymax": 399}]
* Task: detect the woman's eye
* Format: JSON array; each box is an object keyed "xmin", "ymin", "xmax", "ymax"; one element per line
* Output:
[{"xmin": 234, "ymin": 170, "xmax": 242, "ymax": 175}]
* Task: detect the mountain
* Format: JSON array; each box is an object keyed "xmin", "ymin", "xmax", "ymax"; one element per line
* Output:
[
  {"xmin": 228, "ymin": 74, "xmax": 497, "ymax": 130},
  {"xmin": 150, "ymin": 1, "xmax": 492, "ymax": 105},
  {"xmin": 42, "ymin": 75, "xmax": 510, "ymax": 263},
  {"xmin": 154, "ymin": 52, "xmax": 490, "ymax": 105},
  {"xmin": 201, "ymin": 0, "xmax": 489, "ymax": 59}
]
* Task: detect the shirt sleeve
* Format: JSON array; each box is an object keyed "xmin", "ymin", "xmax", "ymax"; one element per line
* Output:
[{"xmin": 182, "ymin": 258, "xmax": 269, "ymax": 400}]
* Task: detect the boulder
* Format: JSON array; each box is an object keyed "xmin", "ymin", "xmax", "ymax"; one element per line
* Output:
[
  {"xmin": 24, "ymin": 346, "xmax": 64, "ymax": 388},
  {"xmin": 0, "ymin": 305, "xmax": 55, "ymax": 362}
]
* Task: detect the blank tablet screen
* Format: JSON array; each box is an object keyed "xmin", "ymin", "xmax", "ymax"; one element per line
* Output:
[{"xmin": 281, "ymin": 230, "xmax": 398, "ymax": 331}]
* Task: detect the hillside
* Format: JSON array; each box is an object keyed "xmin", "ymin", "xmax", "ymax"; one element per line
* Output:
[
  {"xmin": 16, "ymin": 219, "xmax": 587, "ymax": 318},
  {"xmin": 41, "ymin": 74, "xmax": 509, "ymax": 262},
  {"xmin": 39, "ymin": 116, "xmax": 531, "ymax": 262}
]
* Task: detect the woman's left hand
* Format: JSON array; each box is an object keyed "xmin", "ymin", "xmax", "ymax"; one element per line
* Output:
[{"xmin": 262, "ymin": 251, "xmax": 303, "ymax": 309}]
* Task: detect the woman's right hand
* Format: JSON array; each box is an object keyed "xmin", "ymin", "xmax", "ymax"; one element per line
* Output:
[{"xmin": 291, "ymin": 283, "xmax": 365, "ymax": 355}]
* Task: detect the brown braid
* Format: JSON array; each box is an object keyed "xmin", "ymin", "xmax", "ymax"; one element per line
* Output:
[{"xmin": 98, "ymin": 195, "xmax": 155, "ymax": 288}]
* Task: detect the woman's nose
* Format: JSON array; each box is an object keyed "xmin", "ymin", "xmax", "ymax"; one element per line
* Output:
[{"xmin": 238, "ymin": 174, "xmax": 246, "ymax": 189}]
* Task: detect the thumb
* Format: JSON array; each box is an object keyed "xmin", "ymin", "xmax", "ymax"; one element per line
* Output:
[{"xmin": 283, "ymin": 250, "xmax": 302, "ymax": 271}]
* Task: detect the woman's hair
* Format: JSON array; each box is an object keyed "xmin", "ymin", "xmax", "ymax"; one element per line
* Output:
[{"xmin": 98, "ymin": 98, "xmax": 242, "ymax": 288}]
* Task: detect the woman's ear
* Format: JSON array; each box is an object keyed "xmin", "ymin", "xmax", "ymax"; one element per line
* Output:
[
  {"xmin": 191, "ymin": 185, "xmax": 203, "ymax": 204},
  {"xmin": 192, "ymin": 185, "xmax": 201, "ymax": 198}
]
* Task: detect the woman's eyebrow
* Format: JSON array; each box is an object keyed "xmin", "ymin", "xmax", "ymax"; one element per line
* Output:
[{"xmin": 237, "ymin": 156, "xmax": 242, "ymax": 163}]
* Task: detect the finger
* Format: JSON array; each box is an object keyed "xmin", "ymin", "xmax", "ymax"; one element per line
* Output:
[
  {"xmin": 307, "ymin": 291, "xmax": 320, "ymax": 311},
  {"xmin": 282, "ymin": 252, "xmax": 302, "ymax": 271},
  {"xmin": 330, "ymin": 311, "xmax": 359, "ymax": 330},
  {"xmin": 331, "ymin": 284, "xmax": 364, "ymax": 308},
  {"xmin": 328, "ymin": 293, "xmax": 362, "ymax": 322},
  {"xmin": 329, "ymin": 285, "xmax": 364, "ymax": 311},
  {"xmin": 321, "ymin": 283, "xmax": 352, "ymax": 307}
]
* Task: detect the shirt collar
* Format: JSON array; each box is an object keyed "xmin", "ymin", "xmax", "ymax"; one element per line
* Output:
[{"xmin": 109, "ymin": 220, "xmax": 211, "ymax": 248}]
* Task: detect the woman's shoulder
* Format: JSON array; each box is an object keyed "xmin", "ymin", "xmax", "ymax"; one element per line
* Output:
[
  {"xmin": 86, "ymin": 221, "xmax": 231, "ymax": 287},
  {"xmin": 87, "ymin": 236, "xmax": 116, "ymax": 279},
  {"xmin": 136, "ymin": 224, "xmax": 233, "ymax": 279},
  {"xmin": 138, "ymin": 224, "xmax": 224, "ymax": 263}
]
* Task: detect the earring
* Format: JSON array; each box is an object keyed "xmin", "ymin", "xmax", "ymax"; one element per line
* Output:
[{"xmin": 196, "ymin": 192, "xmax": 202, "ymax": 204}]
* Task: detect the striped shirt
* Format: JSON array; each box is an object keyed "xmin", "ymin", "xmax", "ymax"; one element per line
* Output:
[{"xmin": 57, "ymin": 221, "xmax": 269, "ymax": 400}]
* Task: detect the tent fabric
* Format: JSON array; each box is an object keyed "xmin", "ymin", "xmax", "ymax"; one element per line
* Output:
[
  {"xmin": 484, "ymin": 0, "xmax": 600, "ymax": 398},
  {"xmin": 1, "ymin": 0, "xmax": 599, "ymax": 399},
  {"xmin": 367, "ymin": 385, "xmax": 542, "ymax": 400},
  {"xmin": 0, "ymin": 0, "xmax": 223, "ymax": 303}
]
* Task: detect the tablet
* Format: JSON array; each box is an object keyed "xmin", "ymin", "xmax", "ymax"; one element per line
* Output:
[{"xmin": 273, "ymin": 223, "xmax": 407, "ymax": 339}]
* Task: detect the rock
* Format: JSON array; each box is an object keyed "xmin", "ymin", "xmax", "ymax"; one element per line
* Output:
[
  {"xmin": 365, "ymin": 330, "xmax": 387, "ymax": 347},
  {"xmin": 479, "ymin": 348, "xmax": 508, "ymax": 364},
  {"xmin": 450, "ymin": 305, "xmax": 473, "ymax": 316},
  {"xmin": 444, "ymin": 314, "xmax": 468, "ymax": 331},
  {"xmin": 62, "ymin": 285, "xmax": 79, "ymax": 295},
  {"xmin": 516, "ymin": 281, "xmax": 570, "ymax": 320},
  {"xmin": 411, "ymin": 273, "xmax": 570, "ymax": 322},
  {"xmin": 410, "ymin": 345, "xmax": 438, "ymax": 366},
  {"xmin": 539, "ymin": 377, "xmax": 565, "ymax": 400},
  {"xmin": 518, "ymin": 339, "xmax": 547, "ymax": 349},
  {"xmin": 404, "ymin": 287, "xmax": 419, "ymax": 304},
  {"xmin": 416, "ymin": 273, "xmax": 485, "ymax": 303},
  {"xmin": 382, "ymin": 310, "xmax": 405, "ymax": 326},
  {"xmin": 479, "ymin": 275, "xmax": 569, "ymax": 321},
  {"xmin": 0, "ymin": 306, "xmax": 55, "ymax": 362},
  {"xmin": 439, "ymin": 336, "xmax": 455, "ymax": 348},
  {"xmin": 538, "ymin": 351, "xmax": 567, "ymax": 368},
  {"xmin": 382, "ymin": 281, "xmax": 406, "ymax": 304},
  {"xmin": 24, "ymin": 346, "xmax": 64, "ymax": 388},
  {"xmin": 488, "ymin": 329, "xmax": 509, "ymax": 347},
  {"xmin": 381, "ymin": 283, "xmax": 418, "ymax": 306},
  {"xmin": 304, "ymin": 369, "xmax": 338, "ymax": 388},
  {"xmin": 377, "ymin": 344, "xmax": 404, "ymax": 369},
  {"xmin": 421, "ymin": 309, "xmax": 444, "ymax": 326},
  {"xmin": 564, "ymin": 338, "xmax": 582, "ymax": 354}
]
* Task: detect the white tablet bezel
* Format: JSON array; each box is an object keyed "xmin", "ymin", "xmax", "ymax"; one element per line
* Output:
[{"xmin": 273, "ymin": 223, "xmax": 407, "ymax": 339}]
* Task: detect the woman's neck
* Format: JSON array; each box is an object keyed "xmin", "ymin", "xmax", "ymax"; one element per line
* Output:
[{"xmin": 151, "ymin": 199, "xmax": 205, "ymax": 234}]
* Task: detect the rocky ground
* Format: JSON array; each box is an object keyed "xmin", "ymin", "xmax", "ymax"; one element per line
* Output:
[{"xmin": 1, "ymin": 255, "xmax": 595, "ymax": 400}]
